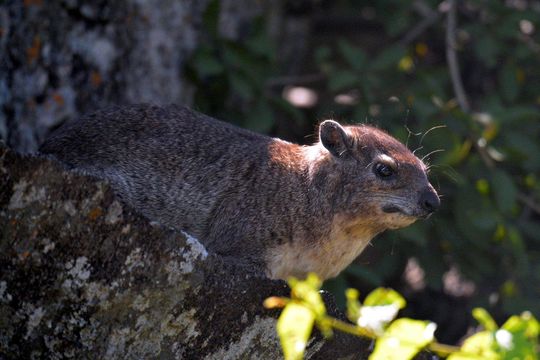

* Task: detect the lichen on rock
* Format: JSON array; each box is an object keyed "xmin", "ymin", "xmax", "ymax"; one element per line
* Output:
[{"xmin": 0, "ymin": 144, "xmax": 385, "ymax": 359}]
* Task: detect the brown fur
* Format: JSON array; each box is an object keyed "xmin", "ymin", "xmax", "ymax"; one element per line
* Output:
[{"xmin": 40, "ymin": 104, "xmax": 439, "ymax": 280}]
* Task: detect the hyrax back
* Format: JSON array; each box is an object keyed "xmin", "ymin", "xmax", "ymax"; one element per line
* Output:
[{"xmin": 41, "ymin": 104, "xmax": 439, "ymax": 280}]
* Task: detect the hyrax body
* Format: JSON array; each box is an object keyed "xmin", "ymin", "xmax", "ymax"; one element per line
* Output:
[{"xmin": 41, "ymin": 104, "xmax": 439, "ymax": 280}]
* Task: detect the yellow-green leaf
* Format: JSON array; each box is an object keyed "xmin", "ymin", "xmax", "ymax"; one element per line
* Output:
[
  {"xmin": 346, "ymin": 288, "xmax": 361, "ymax": 323},
  {"xmin": 364, "ymin": 288, "xmax": 406, "ymax": 309},
  {"xmin": 369, "ymin": 318, "xmax": 436, "ymax": 360},
  {"xmin": 192, "ymin": 50, "xmax": 224, "ymax": 77},
  {"xmin": 277, "ymin": 302, "xmax": 315, "ymax": 360},
  {"xmin": 448, "ymin": 331, "xmax": 499, "ymax": 360},
  {"xmin": 473, "ymin": 308, "xmax": 498, "ymax": 331},
  {"xmin": 289, "ymin": 273, "xmax": 326, "ymax": 319},
  {"xmin": 499, "ymin": 312, "xmax": 539, "ymax": 360}
]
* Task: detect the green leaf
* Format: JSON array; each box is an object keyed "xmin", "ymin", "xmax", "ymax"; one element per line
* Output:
[
  {"xmin": 448, "ymin": 331, "xmax": 499, "ymax": 360},
  {"xmin": 494, "ymin": 12, "xmax": 522, "ymax": 39},
  {"xmin": 277, "ymin": 302, "xmax": 315, "ymax": 360},
  {"xmin": 364, "ymin": 288, "xmax": 406, "ymax": 309},
  {"xmin": 454, "ymin": 185, "xmax": 497, "ymax": 239},
  {"xmin": 504, "ymin": 132, "xmax": 540, "ymax": 171},
  {"xmin": 327, "ymin": 70, "xmax": 359, "ymax": 92},
  {"xmin": 499, "ymin": 312, "xmax": 540, "ymax": 360},
  {"xmin": 245, "ymin": 100, "xmax": 274, "ymax": 133},
  {"xmin": 289, "ymin": 273, "xmax": 326, "ymax": 319},
  {"xmin": 491, "ymin": 170, "xmax": 517, "ymax": 214},
  {"xmin": 315, "ymin": 46, "xmax": 332, "ymax": 65},
  {"xmin": 383, "ymin": 9, "xmax": 412, "ymax": 36},
  {"xmin": 442, "ymin": 138, "xmax": 472, "ymax": 168},
  {"xmin": 338, "ymin": 40, "xmax": 367, "ymax": 70},
  {"xmin": 269, "ymin": 96, "xmax": 304, "ymax": 124},
  {"xmin": 476, "ymin": 179, "xmax": 490, "ymax": 196},
  {"xmin": 370, "ymin": 45, "xmax": 406, "ymax": 71},
  {"xmin": 507, "ymin": 227, "xmax": 526, "ymax": 266},
  {"xmin": 245, "ymin": 32, "xmax": 275, "ymax": 59},
  {"xmin": 499, "ymin": 63, "xmax": 519, "ymax": 102},
  {"xmin": 369, "ymin": 319, "xmax": 436, "ymax": 360},
  {"xmin": 277, "ymin": 274, "xmax": 328, "ymax": 360},
  {"xmin": 412, "ymin": 97, "xmax": 439, "ymax": 118},
  {"xmin": 495, "ymin": 106, "xmax": 538, "ymax": 123},
  {"xmin": 473, "ymin": 308, "xmax": 498, "ymax": 332},
  {"xmin": 518, "ymin": 219, "xmax": 540, "ymax": 243},
  {"xmin": 345, "ymin": 288, "xmax": 361, "ymax": 323},
  {"xmin": 192, "ymin": 52, "xmax": 225, "ymax": 78},
  {"xmin": 228, "ymin": 73, "xmax": 253, "ymax": 100},
  {"xmin": 222, "ymin": 44, "xmax": 259, "ymax": 75},
  {"xmin": 474, "ymin": 34, "xmax": 500, "ymax": 68}
]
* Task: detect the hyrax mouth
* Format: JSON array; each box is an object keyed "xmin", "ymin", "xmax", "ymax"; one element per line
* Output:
[
  {"xmin": 382, "ymin": 204, "xmax": 434, "ymax": 221},
  {"xmin": 382, "ymin": 204, "xmax": 432, "ymax": 220},
  {"xmin": 382, "ymin": 205, "xmax": 402, "ymax": 214}
]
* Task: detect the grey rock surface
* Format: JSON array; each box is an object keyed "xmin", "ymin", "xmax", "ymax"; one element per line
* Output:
[{"xmin": 0, "ymin": 144, "xmax": 380, "ymax": 359}]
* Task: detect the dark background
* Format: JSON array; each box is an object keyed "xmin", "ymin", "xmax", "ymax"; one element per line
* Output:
[{"xmin": 1, "ymin": 0, "xmax": 539, "ymax": 345}]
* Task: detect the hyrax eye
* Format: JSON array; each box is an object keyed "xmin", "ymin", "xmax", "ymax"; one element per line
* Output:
[{"xmin": 374, "ymin": 162, "xmax": 395, "ymax": 178}]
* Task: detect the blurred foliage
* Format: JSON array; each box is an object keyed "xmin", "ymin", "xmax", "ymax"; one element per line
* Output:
[
  {"xmin": 185, "ymin": 0, "xmax": 304, "ymax": 133},
  {"xmin": 186, "ymin": 0, "xmax": 540, "ymax": 323},
  {"xmin": 266, "ymin": 273, "xmax": 539, "ymax": 360}
]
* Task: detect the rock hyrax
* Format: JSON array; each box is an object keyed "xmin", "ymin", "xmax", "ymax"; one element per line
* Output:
[{"xmin": 40, "ymin": 104, "xmax": 440, "ymax": 280}]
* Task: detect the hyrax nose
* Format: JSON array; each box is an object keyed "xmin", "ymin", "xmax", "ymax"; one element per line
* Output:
[{"xmin": 419, "ymin": 189, "xmax": 440, "ymax": 213}]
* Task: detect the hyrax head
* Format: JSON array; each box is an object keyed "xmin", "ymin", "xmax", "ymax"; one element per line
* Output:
[{"xmin": 318, "ymin": 120, "xmax": 440, "ymax": 231}]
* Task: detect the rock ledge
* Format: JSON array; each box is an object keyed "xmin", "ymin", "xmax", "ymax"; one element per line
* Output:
[{"xmin": 0, "ymin": 144, "xmax": 373, "ymax": 359}]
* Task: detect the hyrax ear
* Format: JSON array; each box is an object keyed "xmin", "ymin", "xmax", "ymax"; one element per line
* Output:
[{"xmin": 319, "ymin": 120, "xmax": 350, "ymax": 157}]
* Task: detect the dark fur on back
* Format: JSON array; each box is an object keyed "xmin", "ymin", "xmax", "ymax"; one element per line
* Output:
[
  {"xmin": 41, "ymin": 105, "xmax": 313, "ymax": 266},
  {"xmin": 41, "ymin": 104, "xmax": 438, "ymax": 279}
]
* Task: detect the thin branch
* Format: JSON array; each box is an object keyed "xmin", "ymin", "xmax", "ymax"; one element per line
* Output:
[
  {"xmin": 400, "ymin": 14, "xmax": 440, "ymax": 45},
  {"xmin": 428, "ymin": 341, "xmax": 461, "ymax": 356},
  {"xmin": 476, "ymin": 142, "xmax": 495, "ymax": 169},
  {"xmin": 400, "ymin": 0, "xmax": 441, "ymax": 46},
  {"xmin": 445, "ymin": 0, "xmax": 470, "ymax": 113},
  {"xmin": 325, "ymin": 316, "xmax": 461, "ymax": 357},
  {"xmin": 325, "ymin": 317, "xmax": 376, "ymax": 338},
  {"xmin": 517, "ymin": 193, "xmax": 540, "ymax": 216},
  {"xmin": 518, "ymin": 33, "xmax": 540, "ymax": 54},
  {"xmin": 412, "ymin": 0, "xmax": 438, "ymax": 18}
]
